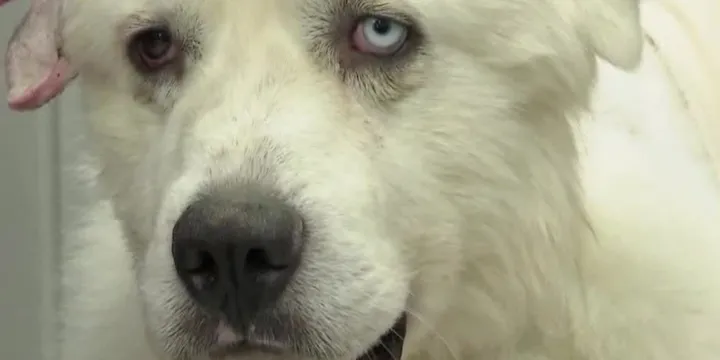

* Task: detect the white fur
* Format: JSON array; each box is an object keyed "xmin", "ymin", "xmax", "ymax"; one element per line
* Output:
[{"xmin": 56, "ymin": 0, "xmax": 720, "ymax": 359}]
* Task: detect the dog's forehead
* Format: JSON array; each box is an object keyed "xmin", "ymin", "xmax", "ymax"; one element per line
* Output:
[{"xmin": 74, "ymin": 0, "xmax": 421, "ymax": 27}]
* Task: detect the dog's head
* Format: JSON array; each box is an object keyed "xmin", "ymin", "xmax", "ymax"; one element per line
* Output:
[{"xmin": 5, "ymin": 0, "xmax": 641, "ymax": 359}]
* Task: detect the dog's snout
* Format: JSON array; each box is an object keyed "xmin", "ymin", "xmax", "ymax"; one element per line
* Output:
[{"xmin": 171, "ymin": 193, "xmax": 304, "ymax": 328}]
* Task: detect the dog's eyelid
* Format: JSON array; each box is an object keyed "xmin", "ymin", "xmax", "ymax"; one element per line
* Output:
[
  {"xmin": 119, "ymin": 10, "xmax": 191, "ymax": 41},
  {"xmin": 357, "ymin": 8, "xmax": 415, "ymax": 26},
  {"xmin": 122, "ymin": 17, "xmax": 170, "ymax": 41}
]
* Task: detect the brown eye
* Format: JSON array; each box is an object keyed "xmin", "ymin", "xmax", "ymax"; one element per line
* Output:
[{"xmin": 129, "ymin": 27, "xmax": 179, "ymax": 72}]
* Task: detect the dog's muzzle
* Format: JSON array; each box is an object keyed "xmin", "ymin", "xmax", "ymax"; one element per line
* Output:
[{"xmin": 171, "ymin": 188, "xmax": 408, "ymax": 360}]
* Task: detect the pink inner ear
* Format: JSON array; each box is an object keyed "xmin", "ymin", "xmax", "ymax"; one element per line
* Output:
[
  {"xmin": 3, "ymin": 0, "xmax": 77, "ymax": 111},
  {"xmin": 7, "ymin": 56, "xmax": 74, "ymax": 110}
]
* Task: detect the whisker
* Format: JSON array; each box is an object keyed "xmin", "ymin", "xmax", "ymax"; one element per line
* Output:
[{"xmin": 403, "ymin": 304, "xmax": 461, "ymax": 360}]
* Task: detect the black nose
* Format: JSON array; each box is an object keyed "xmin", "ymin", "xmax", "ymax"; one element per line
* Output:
[{"xmin": 171, "ymin": 193, "xmax": 304, "ymax": 329}]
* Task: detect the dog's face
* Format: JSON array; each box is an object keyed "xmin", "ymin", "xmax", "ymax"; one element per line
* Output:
[{"xmin": 48, "ymin": 0, "xmax": 639, "ymax": 359}]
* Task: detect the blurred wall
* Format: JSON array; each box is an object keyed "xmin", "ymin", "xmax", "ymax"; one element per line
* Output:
[{"xmin": 0, "ymin": 1, "xmax": 87, "ymax": 358}]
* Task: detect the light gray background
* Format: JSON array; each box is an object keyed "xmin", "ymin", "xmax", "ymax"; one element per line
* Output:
[{"xmin": 0, "ymin": 0, "xmax": 86, "ymax": 358}]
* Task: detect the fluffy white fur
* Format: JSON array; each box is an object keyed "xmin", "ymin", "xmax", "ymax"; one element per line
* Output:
[{"xmin": 54, "ymin": 0, "xmax": 720, "ymax": 359}]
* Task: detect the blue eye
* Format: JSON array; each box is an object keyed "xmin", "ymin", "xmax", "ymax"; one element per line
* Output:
[{"xmin": 352, "ymin": 16, "xmax": 409, "ymax": 55}]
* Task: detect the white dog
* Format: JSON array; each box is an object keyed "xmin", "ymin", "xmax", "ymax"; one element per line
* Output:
[{"xmin": 4, "ymin": 0, "xmax": 720, "ymax": 359}]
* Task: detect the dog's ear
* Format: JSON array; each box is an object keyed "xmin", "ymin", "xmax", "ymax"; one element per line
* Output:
[
  {"xmin": 580, "ymin": 0, "xmax": 642, "ymax": 70},
  {"xmin": 3, "ymin": 0, "xmax": 77, "ymax": 111}
]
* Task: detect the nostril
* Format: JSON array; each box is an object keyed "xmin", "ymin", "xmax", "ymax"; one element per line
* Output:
[
  {"xmin": 178, "ymin": 247, "xmax": 219, "ymax": 292},
  {"xmin": 244, "ymin": 248, "xmax": 288, "ymax": 273}
]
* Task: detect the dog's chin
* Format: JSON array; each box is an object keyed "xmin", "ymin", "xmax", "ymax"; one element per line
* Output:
[
  {"xmin": 205, "ymin": 314, "xmax": 407, "ymax": 360},
  {"xmin": 357, "ymin": 313, "xmax": 407, "ymax": 360}
]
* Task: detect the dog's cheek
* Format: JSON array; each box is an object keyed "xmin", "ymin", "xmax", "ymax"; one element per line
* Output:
[{"xmin": 3, "ymin": 0, "xmax": 77, "ymax": 111}]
